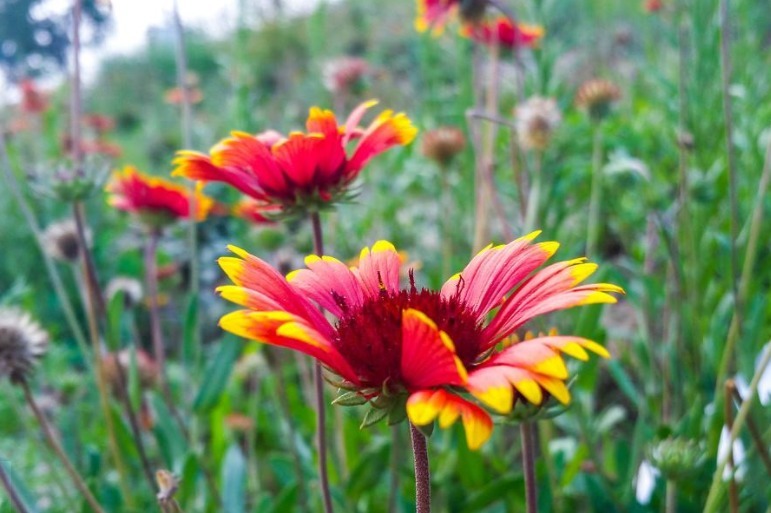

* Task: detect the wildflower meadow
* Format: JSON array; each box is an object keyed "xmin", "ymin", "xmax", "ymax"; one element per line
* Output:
[{"xmin": 0, "ymin": 0, "xmax": 769, "ymax": 512}]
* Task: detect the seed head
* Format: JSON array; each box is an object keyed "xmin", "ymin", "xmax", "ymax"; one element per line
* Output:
[
  {"xmin": 105, "ymin": 276, "xmax": 144, "ymax": 308},
  {"xmin": 0, "ymin": 308, "xmax": 49, "ymax": 385},
  {"xmin": 421, "ymin": 126, "xmax": 466, "ymax": 167},
  {"xmin": 575, "ymin": 79, "xmax": 622, "ymax": 121},
  {"xmin": 42, "ymin": 219, "xmax": 88, "ymax": 263},
  {"xmin": 515, "ymin": 96, "xmax": 562, "ymax": 151}
]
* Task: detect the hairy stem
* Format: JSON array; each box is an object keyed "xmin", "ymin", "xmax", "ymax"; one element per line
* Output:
[
  {"xmin": 410, "ymin": 423, "xmax": 431, "ymax": 513},
  {"xmin": 520, "ymin": 422, "xmax": 538, "ymax": 513},
  {"xmin": 309, "ymin": 211, "xmax": 335, "ymax": 513}
]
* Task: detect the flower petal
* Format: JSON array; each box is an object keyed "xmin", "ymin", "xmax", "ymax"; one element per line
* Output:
[
  {"xmin": 345, "ymin": 110, "xmax": 417, "ymax": 178},
  {"xmin": 353, "ymin": 240, "xmax": 402, "ymax": 297},
  {"xmin": 484, "ymin": 258, "xmax": 624, "ymax": 345},
  {"xmin": 286, "ymin": 254, "xmax": 366, "ymax": 318},
  {"xmin": 407, "ymin": 389, "xmax": 493, "ymax": 450},
  {"xmin": 400, "ymin": 309, "xmax": 467, "ymax": 389},
  {"xmin": 440, "ymin": 232, "xmax": 558, "ymax": 320},
  {"xmin": 220, "ymin": 310, "xmax": 359, "ymax": 384},
  {"xmin": 218, "ymin": 246, "xmax": 334, "ymax": 339}
]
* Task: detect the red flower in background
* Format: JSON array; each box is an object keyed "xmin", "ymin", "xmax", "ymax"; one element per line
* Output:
[
  {"xmin": 462, "ymin": 16, "xmax": 544, "ymax": 49},
  {"xmin": 415, "ymin": 0, "xmax": 459, "ymax": 32},
  {"xmin": 83, "ymin": 114, "xmax": 116, "ymax": 136},
  {"xmin": 106, "ymin": 166, "xmax": 214, "ymax": 223},
  {"xmin": 644, "ymin": 0, "xmax": 663, "ymax": 12},
  {"xmin": 217, "ymin": 234, "xmax": 623, "ymax": 449},
  {"xmin": 173, "ymin": 101, "xmax": 417, "ymax": 213},
  {"xmin": 415, "ymin": 0, "xmax": 488, "ymax": 33},
  {"xmin": 19, "ymin": 79, "xmax": 48, "ymax": 114}
]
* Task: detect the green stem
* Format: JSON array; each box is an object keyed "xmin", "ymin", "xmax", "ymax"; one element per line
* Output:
[
  {"xmin": 586, "ymin": 123, "xmax": 603, "ymax": 257},
  {"xmin": 703, "ymin": 339, "xmax": 771, "ymax": 512},
  {"xmin": 73, "ymin": 201, "xmax": 157, "ymax": 494},
  {"xmin": 387, "ymin": 426, "xmax": 400, "ymax": 513},
  {"xmin": 524, "ymin": 151, "xmax": 542, "ymax": 233},
  {"xmin": 665, "ymin": 480, "xmax": 677, "ymax": 513},
  {"xmin": 0, "ymin": 135, "xmax": 91, "ymax": 370},
  {"xmin": 22, "ymin": 380, "xmax": 106, "ymax": 513},
  {"xmin": 0, "ymin": 459, "xmax": 31, "ymax": 513},
  {"xmin": 714, "ymin": 136, "xmax": 771, "ymax": 395}
]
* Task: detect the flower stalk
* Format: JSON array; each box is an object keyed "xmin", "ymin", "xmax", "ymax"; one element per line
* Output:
[
  {"xmin": 714, "ymin": 135, "xmax": 771, "ymax": 395},
  {"xmin": 0, "ymin": 459, "xmax": 31, "ymax": 513},
  {"xmin": 722, "ymin": 381, "xmax": 739, "ymax": 513},
  {"xmin": 72, "ymin": 203, "xmax": 134, "ymax": 504},
  {"xmin": 410, "ymin": 423, "xmax": 431, "ymax": 513},
  {"xmin": 21, "ymin": 380, "xmax": 106, "ymax": 513},
  {"xmin": 586, "ymin": 123, "xmax": 604, "ymax": 257},
  {"xmin": 520, "ymin": 422, "xmax": 538, "ymax": 513},
  {"xmin": 0, "ymin": 135, "xmax": 91, "ymax": 369},
  {"xmin": 171, "ymin": 0, "xmax": 202, "ymax": 371},
  {"xmin": 309, "ymin": 210, "xmax": 335, "ymax": 513},
  {"xmin": 703, "ymin": 339, "xmax": 771, "ymax": 513},
  {"xmin": 70, "ymin": 203, "xmax": 156, "ymax": 491}
]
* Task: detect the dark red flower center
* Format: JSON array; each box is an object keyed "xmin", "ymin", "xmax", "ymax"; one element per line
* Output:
[{"xmin": 333, "ymin": 272, "xmax": 483, "ymax": 390}]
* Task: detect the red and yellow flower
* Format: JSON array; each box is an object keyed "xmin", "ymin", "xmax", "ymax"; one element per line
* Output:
[
  {"xmin": 415, "ymin": 0, "xmax": 487, "ymax": 33},
  {"xmin": 461, "ymin": 16, "xmax": 544, "ymax": 49},
  {"xmin": 173, "ymin": 101, "xmax": 417, "ymax": 213},
  {"xmin": 217, "ymin": 233, "xmax": 623, "ymax": 449},
  {"xmin": 106, "ymin": 166, "xmax": 214, "ymax": 223}
]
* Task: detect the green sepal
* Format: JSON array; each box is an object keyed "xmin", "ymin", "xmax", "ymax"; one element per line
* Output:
[
  {"xmin": 360, "ymin": 405, "xmax": 390, "ymax": 429},
  {"xmin": 387, "ymin": 395, "xmax": 408, "ymax": 425},
  {"xmin": 333, "ymin": 390, "xmax": 369, "ymax": 406}
]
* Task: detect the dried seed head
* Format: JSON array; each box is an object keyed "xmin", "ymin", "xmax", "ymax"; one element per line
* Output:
[
  {"xmin": 105, "ymin": 276, "xmax": 144, "ymax": 308},
  {"xmin": 421, "ymin": 127, "xmax": 466, "ymax": 167},
  {"xmin": 677, "ymin": 131, "xmax": 695, "ymax": 152},
  {"xmin": 42, "ymin": 219, "xmax": 88, "ymax": 263},
  {"xmin": 575, "ymin": 79, "xmax": 622, "ymax": 121},
  {"xmin": 155, "ymin": 469, "xmax": 179, "ymax": 504},
  {"xmin": 0, "ymin": 308, "xmax": 49, "ymax": 385},
  {"xmin": 515, "ymin": 96, "xmax": 562, "ymax": 151}
]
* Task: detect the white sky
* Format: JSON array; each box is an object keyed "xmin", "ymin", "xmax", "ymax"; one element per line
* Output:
[{"xmin": 3, "ymin": 0, "xmax": 324, "ymax": 94}]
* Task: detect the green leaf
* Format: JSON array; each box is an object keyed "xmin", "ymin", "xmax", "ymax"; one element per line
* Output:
[
  {"xmin": 182, "ymin": 294, "xmax": 199, "ymax": 367},
  {"xmin": 193, "ymin": 338, "xmax": 241, "ymax": 413},
  {"xmin": 106, "ymin": 291, "xmax": 124, "ymax": 350},
  {"xmin": 345, "ymin": 440, "xmax": 389, "ymax": 500},
  {"xmin": 265, "ymin": 482, "xmax": 299, "ymax": 513},
  {"xmin": 221, "ymin": 444, "xmax": 246, "ymax": 513},
  {"xmin": 150, "ymin": 392, "xmax": 187, "ymax": 468}
]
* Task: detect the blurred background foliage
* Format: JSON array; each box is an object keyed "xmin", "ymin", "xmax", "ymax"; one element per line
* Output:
[{"xmin": 0, "ymin": 0, "xmax": 770, "ymax": 512}]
